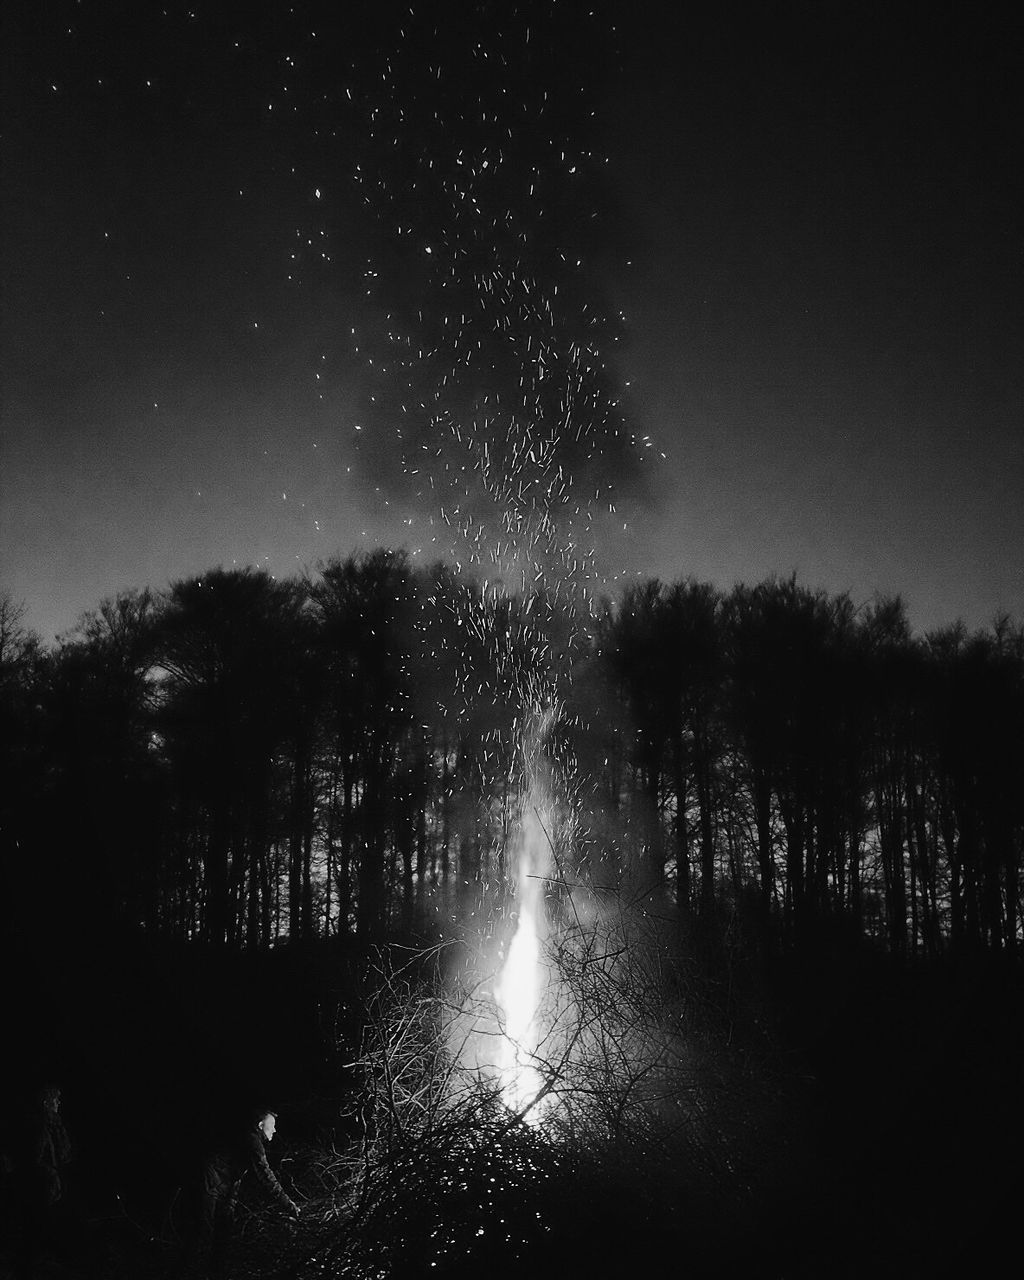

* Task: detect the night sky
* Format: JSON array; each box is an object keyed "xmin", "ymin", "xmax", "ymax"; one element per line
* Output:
[{"xmin": 3, "ymin": 1, "xmax": 1021, "ymax": 643}]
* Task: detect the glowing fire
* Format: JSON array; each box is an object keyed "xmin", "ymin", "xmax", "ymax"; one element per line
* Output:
[{"xmin": 495, "ymin": 795, "xmax": 550, "ymax": 1121}]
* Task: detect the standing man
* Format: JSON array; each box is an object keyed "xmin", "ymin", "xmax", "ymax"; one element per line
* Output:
[
  {"xmin": 27, "ymin": 1083, "xmax": 72, "ymax": 1206},
  {"xmin": 7, "ymin": 1082, "xmax": 74, "ymax": 1275},
  {"xmin": 198, "ymin": 1107, "xmax": 299, "ymax": 1276}
]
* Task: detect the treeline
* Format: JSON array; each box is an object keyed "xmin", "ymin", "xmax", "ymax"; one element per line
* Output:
[
  {"xmin": 1, "ymin": 555, "xmax": 1021, "ymax": 959},
  {"xmin": 599, "ymin": 578, "xmax": 1023, "ymax": 959}
]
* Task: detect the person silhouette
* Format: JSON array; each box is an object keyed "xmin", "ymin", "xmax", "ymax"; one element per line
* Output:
[
  {"xmin": 197, "ymin": 1107, "xmax": 299, "ymax": 1276},
  {"xmin": 6, "ymin": 1082, "xmax": 73, "ymax": 1276}
]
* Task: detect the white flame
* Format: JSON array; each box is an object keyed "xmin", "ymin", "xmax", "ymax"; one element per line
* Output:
[
  {"xmin": 495, "ymin": 797, "xmax": 550, "ymax": 1120},
  {"xmin": 496, "ymin": 904, "xmax": 543, "ymax": 1114}
]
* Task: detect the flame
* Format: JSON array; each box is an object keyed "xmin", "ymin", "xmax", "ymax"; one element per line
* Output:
[
  {"xmin": 496, "ymin": 902, "xmax": 544, "ymax": 1115},
  {"xmin": 495, "ymin": 797, "xmax": 549, "ymax": 1121}
]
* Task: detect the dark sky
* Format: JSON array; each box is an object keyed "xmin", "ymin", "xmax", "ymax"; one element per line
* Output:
[{"xmin": 2, "ymin": 1, "xmax": 1021, "ymax": 642}]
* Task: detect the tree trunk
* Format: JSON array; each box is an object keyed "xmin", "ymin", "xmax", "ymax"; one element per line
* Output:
[
  {"xmin": 205, "ymin": 799, "xmax": 231, "ymax": 946},
  {"xmin": 752, "ymin": 766, "xmax": 775, "ymax": 921},
  {"xmin": 671, "ymin": 734, "xmax": 690, "ymax": 911}
]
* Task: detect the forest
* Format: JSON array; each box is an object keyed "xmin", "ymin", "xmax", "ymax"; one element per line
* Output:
[
  {"xmin": 4, "ymin": 553, "xmax": 1021, "ymax": 957},
  {"xmin": 2, "ymin": 555, "xmax": 1023, "ymax": 1277}
]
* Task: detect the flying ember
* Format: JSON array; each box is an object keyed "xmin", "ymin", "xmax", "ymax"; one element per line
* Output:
[{"xmin": 321, "ymin": 3, "xmax": 632, "ymax": 1129}]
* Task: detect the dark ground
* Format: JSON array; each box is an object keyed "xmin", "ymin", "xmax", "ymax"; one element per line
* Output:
[{"xmin": 2, "ymin": 917, "xmax": 1021, "ymax": 1279}]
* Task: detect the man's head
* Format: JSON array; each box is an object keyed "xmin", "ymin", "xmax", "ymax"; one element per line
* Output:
[
  {"xmin": 254, "ymin": 1109, "xmax": 278, "ymax": 1141},
  {"xmin": 38, "ymin": 1084, "xmax": 61, "ymax": 1115}
]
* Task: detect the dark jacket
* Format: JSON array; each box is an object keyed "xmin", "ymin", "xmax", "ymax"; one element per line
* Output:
[
  {"xmin": 203, "ymin": 1129, "xmax": 293, "ymax": 1214},
  {"xmin": 10, "ymin": 1108, "xmax": 73, "ymax": 1206}
]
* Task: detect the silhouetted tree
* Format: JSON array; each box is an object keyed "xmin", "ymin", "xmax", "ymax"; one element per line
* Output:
[
  {"xmin": 309, "ymin": 551, "xmax": 417, "ymax": 940},
  {"xmin": 0, "ymin": 592, "xmax": 43, "ymax": 923},
  {"xmin": 926, "ymin": 619, "xmax": 1024, "ymax": 955},
  {"xmin": 4, "ymin": 560, "xmax": 1020, "ymax": 967},
  {"xmin": 154, "ymin": 569, "xmax": 305, "ymax": 946},
  {"xmin": 26, "ymin": 591, "xmax": 161, "ymax": 931}
]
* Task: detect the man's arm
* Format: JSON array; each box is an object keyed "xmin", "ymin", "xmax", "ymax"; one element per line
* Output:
[
  {"xmin": 245, "ymin": 1133, "xmax": 298, "ymax": 1214},
  {"xmin": 52, "ymin": 1117, "xmax": 72, "ymax": 1166}
]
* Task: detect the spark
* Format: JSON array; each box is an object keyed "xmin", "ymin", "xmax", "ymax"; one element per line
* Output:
[{"xmin": 272, "ymin": 3, "xmax": 657, "ymax": 1111}]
